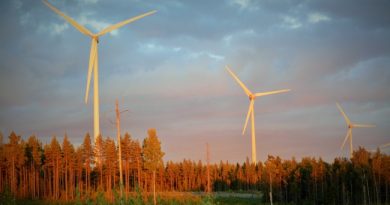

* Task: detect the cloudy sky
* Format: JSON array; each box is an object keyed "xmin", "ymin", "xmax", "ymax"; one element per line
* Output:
[{"xmin": 0, "ymin": 0, "xmax": 389, "ymax": 163}]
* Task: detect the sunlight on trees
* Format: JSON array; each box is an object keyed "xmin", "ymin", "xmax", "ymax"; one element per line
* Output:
[{"xmin": 0, "ymin": 131, "xmax": 389, "ymax": 205}]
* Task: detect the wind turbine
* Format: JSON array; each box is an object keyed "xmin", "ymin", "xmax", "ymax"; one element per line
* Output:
[
  {"xmin": 226, "ymin": 66, "xmax": 290, "ymax": 164},
  {"xmin": 43, "ymin": 0, "xmax": 156, "ymax": 142},
  {"xmin": 336, "ymin": 103, "xmax": 375, "ymax": 158}
]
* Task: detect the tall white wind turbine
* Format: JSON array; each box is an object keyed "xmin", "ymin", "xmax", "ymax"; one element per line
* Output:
[
  {"xmin": 336, "ymin": 103, "xmax": 375, "ymax": 158},
  {"xmin": 43, "ymin": 0, "xmax": 156, "ymax": 142},
  {"xmin": 226, "ymin": 66, "xmax": 290, "ymax": 164}
]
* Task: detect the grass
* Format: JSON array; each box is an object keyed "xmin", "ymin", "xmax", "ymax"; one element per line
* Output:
[
  {"xmin": 215, "ymin": 196, "xmax": 262, "ymax": 205},
  {"xmin": 0, "ymin": 191, "xmax": 261, "ymax": 205}
]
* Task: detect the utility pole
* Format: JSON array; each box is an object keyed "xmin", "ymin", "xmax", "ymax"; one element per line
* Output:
[
  {"xmin": 206, "ymin": 143, "xmax": 211, "ymax": 193},
  {"xmin": 115, "ymin": 99, "xmax": 127, "ymax": 199}
]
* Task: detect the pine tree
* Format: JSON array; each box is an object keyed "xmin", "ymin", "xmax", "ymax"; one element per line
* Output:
[
  {"xmin": 94, "ymin": 134, "xmax": 104, "ymax": 190},
  {"xmin": 142, "ymin": 128, "xmax": 165, "ymax": 205},
  {"xmin": 4, "ymin": 132, "xmax": 25, "ymax": 196},
  {"xmin": 82, "ymin": 133, "xmax": 93, "ymax": 194},
  {"xmin": 103, "ymin": 137, "xmax": 117, "ymax": 199},
  {"xmin": 130, "ymin": 139, "xmax": 142, "ymax": 189},
  {"xmin": 62, "ymin": 134, "xmax": 76, "ymax": 200},
  {"xmin": 51, "ymin": 137, "xmax": 62, "ymax": 199},
  {"xmin": 26, "ymin": 135, "xmax": 42, "ymax": 199},
  {"xmin": 121, "ymin": 132, "xmax": 131, "ymax": 193},
  {"xmin": 74, "ymin": 147, "xmax": 84, "ymax": 196}
]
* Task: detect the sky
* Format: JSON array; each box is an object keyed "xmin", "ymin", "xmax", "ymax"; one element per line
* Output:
[{"xmin": 0, "ymin": 0, "xmax": 389, "ymax": 163}]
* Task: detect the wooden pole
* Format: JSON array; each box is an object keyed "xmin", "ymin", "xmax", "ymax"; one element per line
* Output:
[
  {"xmin": 206, "ymin": 143, "xmax": 211, "ymax": 193},
  {"xmin": 116, "ymin": 99, "xmax": 124, "ymax": 198}
]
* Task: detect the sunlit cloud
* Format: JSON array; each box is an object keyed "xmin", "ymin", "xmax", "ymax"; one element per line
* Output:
[
  {"xmin": 230, "ymin": 0, "xmax": 257, "ymax": 10},
  {"xmin": 308, "ymin": 12, "xmax": 330, "ymax": 24},
  {"xmin": 222, "ymin": 29, "xmax": 256, "ymax": 46},
  {"xmin": 37, "ymin": 22, "xmax": 69, "ymax": 35},
  {"xmin": 188, "ymin": 51, "xmax": 225, "ymax": 61},
  {"xmin": 281, "ymin": 16, "xmax": 302, "ymax": 29},
  {"xmin": 52, "ymin": 22, "xmax": 69, "ymax": 35},
  {"xmin": 138, "ymin": 42, "xmax": 182, "ymax": 53}
]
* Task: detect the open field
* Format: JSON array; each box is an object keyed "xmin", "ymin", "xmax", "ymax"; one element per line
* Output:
[
  {"xmin": 2, "ymin": 191, "xmax": 264, "ymax": 205},
  {"xmin": 0, "ymin": 194, "xmax": 265, "ymax": 205}
]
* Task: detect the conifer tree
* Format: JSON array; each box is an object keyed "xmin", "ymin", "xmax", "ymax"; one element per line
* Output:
[
  {"xmin": 62, "ymin": 135, "xmax": 74, "ymax": 201},
  {"xmin": 142, "ymin": 128, "xmax": 164, "ymax": 205},
  {"xmin": 121, "ymin": 132, "xmax": 131, "ymax": 192},
  {"xmin": 27, "ymin": 135, "xmax": 42, "ymax": 199},
  {"xmin": 104, "ymin": 137, "xmax": 117, "ymax": 198},
  {"xmin": 130, "ymin": 138, "xmax": 142, "ymax": 189},
  {"xmin": 94, "ymin": 134, "xmax": 104, "ymax": 189},
  {"xmin": 82, "ymin": 133, "xmax": 93, "ymax": 193}
]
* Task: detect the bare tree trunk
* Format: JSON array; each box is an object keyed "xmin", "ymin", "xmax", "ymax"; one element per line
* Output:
[
  {"xmin": 65, "ymin": 161, "xmax": 68, "ymax": 201},
  {"xmin": 373, "ymin": 171, "xmax": 379, "ymax": 205},
  {"xmin": 363, "ymin": 178, "xmax": 367, "ymax": 205},
  {"xmin": 269, "ymin": 173, "xmax": 273, "ymax": 205},
  {"xmin": 386, "ymin": 182, "xmax": 388, "ymax": 204},
  {"xmin": 85, "ymin": 166, "xmax": 88, "ymax": 194},
  {"xmin": 137, "ymin": 157, "xmax": 141, "ymax": 188},
  {"xmin": 206, "ymin": 143, "xmax": 210, "ymax": 193},
  {"xmin": 153, "ymin": 170, "xmax": 156, "ymax": 205},
  {"xmin": 365, "ymin": 172, "xmax": 371, "ymax": 205}
]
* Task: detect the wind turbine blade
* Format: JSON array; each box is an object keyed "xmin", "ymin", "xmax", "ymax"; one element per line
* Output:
[
  {"xmin": 225, "ymin": 65, "xmax": 252, "ymax": 96},
  {"xmin": 336, "ymin": 103, "xmax": 351, "ymax": 125},
  {"xmin": 97, "ymin": 10, "xmax": 157, "ymax": 37},
  {"xmin": 353, "ymin": 124, "xmax": 376, "ymax": 128},
  {"xmin": 43, "ymin": 0, "xmax": 93, "ymax": 37},
  {"xmin": 242, "ymin": 100, "xmax": 254, "ymax": 135},
  {"xmin": 85, "ymin": 39, "xmax": 97, "ymax": 104},
  {"xmin": 255, "ymin": 89, "xmax": 291, "ymax": 97},
  {"xmin": 341, "ymin": 129, "xmax": 351, "ymax": 150}
]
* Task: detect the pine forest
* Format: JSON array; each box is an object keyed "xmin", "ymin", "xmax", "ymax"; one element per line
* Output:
[{"xmin": 0, "ymin": 130, "xmax": 389, "ymax": 205}]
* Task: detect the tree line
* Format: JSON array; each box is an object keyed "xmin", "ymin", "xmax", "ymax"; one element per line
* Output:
[{"xmin": 0, "ymin": 130, "xmax": 389, "ymax": 204}]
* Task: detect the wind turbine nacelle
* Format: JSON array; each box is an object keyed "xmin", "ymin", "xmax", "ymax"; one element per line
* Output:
[
  {"xmin": 93, "ymin": 36, "xmax": 100, "ymax": 43},
  {"xmin": 249, "ymin": 94, "xmax": 256, "ymax": 101}
]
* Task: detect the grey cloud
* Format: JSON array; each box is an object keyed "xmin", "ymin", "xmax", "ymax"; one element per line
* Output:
[{"xmin": 1, "ymin": 0, "xmax": 389, "ymax": 162}]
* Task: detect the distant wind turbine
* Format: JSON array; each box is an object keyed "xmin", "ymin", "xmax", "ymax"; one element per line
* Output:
[
  {"xmin": 336, "ymin": 103, "xmax": 375, "ymax": 158},
  {"xmin": 43, "ymin": 0, "xmax": 156, "ymax": 143},
  {"xmin": 226, "ymin": 66, "xmax": 290, "ymax": 164}
]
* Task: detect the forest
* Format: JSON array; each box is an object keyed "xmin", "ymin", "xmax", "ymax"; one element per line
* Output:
[{"xmin": 0, "ymin": 130, "xmax": 389, "ymax": 205}]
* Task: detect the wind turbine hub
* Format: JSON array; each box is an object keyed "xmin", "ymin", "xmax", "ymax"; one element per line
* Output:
[
  {"xmin": 249, "ymin": 94, "xmax": 256, "ymax": 100},
  {"xmin": 93, "ymin": 36, "xmax": 100, "ymax": 43}
]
